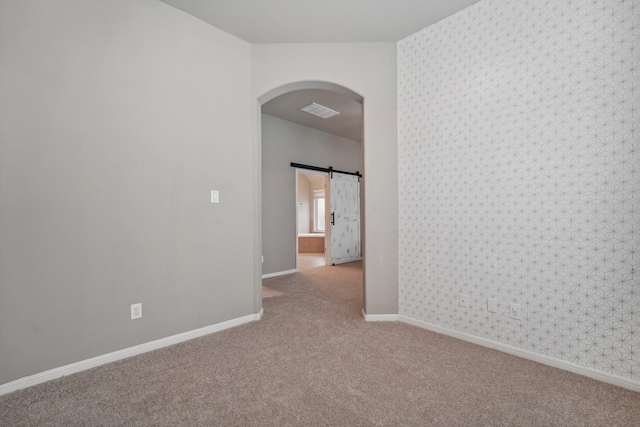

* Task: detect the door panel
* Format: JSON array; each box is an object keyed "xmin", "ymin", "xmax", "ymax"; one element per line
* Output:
[{"xmin": 330, "ymin": 172, "xmax": 361, "ymax": 265}]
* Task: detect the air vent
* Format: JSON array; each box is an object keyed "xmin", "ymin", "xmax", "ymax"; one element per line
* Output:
[{"xmin": 299, "ymin": 102, "xmax": 340, "ymax": 119}]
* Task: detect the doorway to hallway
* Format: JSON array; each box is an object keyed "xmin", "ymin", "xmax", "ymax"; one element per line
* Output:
[
  {"xmin": 258, "ymin": 81, "xmax": 365, "ymax": 307},
  {"xmin": 296, "ymin": 170, "xmax": 328, "ymax": 271}
]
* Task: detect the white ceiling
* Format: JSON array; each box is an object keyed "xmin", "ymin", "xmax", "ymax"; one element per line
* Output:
[
  {"xmin": 262, "ymin": 89, "xmax": 362, "ymax": 142},
  {"xmin": 300, "ymin": 173, "xmax": 326, "ymax": 185},
  {"xmin": 158, "ymin": 0, "xmax": 481, "ymax": 44},
  {"xmin": 158, "ymin": 0, "xmax": 480, "ymax": 139}
]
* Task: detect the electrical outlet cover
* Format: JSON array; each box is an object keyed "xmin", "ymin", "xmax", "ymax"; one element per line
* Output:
[
  {"xmin": 487, "ymin": 298, "xmax": 498, "ymax": 313},
  {"xmin": 131, "ymin": 303, "xmax": 142, "ymax": 320},
  {"xmin": 459, "ymin": 293, "xmax": 470, "ymax": 308},
  {"xmin": 509, "ymin": 302, "xmax": 522, "ymax": 320}
]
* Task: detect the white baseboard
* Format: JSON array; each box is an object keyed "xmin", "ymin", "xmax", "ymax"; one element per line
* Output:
[
  {"xmin": 399, "ymin": 315, "xmax": 640, "ymax": 393},
  {"xmin": 0, "ymin": 309, "xmax": 264, "ymax": 397},
  {"xmin": 262, "ymin": 269, "xmax": 297, "ymax": 279},
  {"xmin": 362, "ymin": 309, "xmax": 399, "ymax": 322}
]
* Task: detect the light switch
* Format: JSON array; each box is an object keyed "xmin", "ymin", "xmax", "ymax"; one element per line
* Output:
[
  {"xmin": 487, "ymin": 298, "xmax": 497, "ymax": 313},
  {"xmin": 211, "ymin": 190, "xmax": 219, "ymax": 203}
]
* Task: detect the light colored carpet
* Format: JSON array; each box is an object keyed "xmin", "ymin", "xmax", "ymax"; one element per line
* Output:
[
  {"xmin": 1, "ymin": 261, "xmax": 638, "ymax": 426},
  {"xmin": 298, "ymin": 252, "xmax": 325, "ymax": 271},
  {"xmin": 262, "ymin": 286, "xmax": 284, "ymax": 299}
]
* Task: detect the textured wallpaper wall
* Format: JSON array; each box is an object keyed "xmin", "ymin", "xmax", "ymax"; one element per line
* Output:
[{"xmin": 398, "ymin": 0, "xmax": 638, "ymax": 381}]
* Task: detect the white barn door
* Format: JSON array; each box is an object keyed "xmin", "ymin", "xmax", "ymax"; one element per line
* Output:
[{"xmin": 330, "ymin": 172, "xmax": 361, "ymax": 265}]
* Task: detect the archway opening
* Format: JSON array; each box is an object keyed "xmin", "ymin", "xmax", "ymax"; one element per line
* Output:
[{"xmin": 256, "ymin": 81, "xmax": 365, "ymax": 312}]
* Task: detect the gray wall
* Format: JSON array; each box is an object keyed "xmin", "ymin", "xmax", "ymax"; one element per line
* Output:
[
  {"xmin": 398, "ymin": 0, "xmax": 639, "ymax": 382},
  {"xmin": 262, "ymin": 115, "xmax": 363, "ymax": 275},
  {"xmin": 0, "ymin": 0, "xmax": 254, "ymax": 385}
]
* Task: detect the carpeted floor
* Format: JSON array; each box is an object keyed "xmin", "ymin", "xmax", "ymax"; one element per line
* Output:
[
  {"xmin": 262, "ymin": 285, "xmax": 285, "ymax": 299},
  {"xmin": 298, "ymin": 252, "xmax": 326, "ymax": 270},
  {"xmin": 1, "ymin": 262, "xmax": 639, "ymax": 426}
]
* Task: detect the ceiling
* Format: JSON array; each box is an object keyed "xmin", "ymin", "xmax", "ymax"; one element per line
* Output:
[
  {"xmin": 262, "ymin": 89, "xmax": 362, "ymax": 142},
  {"xmin": 158, "ymin": 0, "xmax": 480, "ymax": 140},
  {"xmin": 300, "ymin": 173, "xmax": 326, "ymax": 185},
  {"xmin": 158, "ymin": 0, "xmax": 481, "ymax": 44}
]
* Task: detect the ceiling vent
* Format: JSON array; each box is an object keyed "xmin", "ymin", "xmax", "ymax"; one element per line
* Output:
[{"xmin": 299, "ymin": 102, "xmax": 340, "ymax": 119}]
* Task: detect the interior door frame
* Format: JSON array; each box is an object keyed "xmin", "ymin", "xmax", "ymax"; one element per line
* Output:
[{"xmin": 294, "ymin": 169, "xmax": 330, "ymax": 270}]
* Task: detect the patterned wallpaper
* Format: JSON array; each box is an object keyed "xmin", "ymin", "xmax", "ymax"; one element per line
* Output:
[{"xmin": 398, "ymin": 0, "xmax": 639, "ymax": 381}]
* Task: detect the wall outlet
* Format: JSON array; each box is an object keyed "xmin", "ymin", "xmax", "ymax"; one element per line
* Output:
[
  {"xmin": 487, "ymin": 298, "xmax": 498, "ymax": 313},
  {"xmin": 459, "ymin": 293, "xmax": 470, "ymax": 308},
  {"xmin": 131, "ymin": 303, "xmax": 142, "ymax": 320},
  {"xmin": 509, "ymin": 303, "xmax": 522, "ymax": 320}
]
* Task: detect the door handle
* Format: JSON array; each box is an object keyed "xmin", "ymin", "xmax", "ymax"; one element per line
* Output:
[{"xmin": 331, "ymin": 212, "xmax": 335, "ymax": 225}]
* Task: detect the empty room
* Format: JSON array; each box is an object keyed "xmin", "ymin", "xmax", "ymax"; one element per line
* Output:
[{"xmin": 1, "ymin": 0, "xmax": 638, "ymax": 425}]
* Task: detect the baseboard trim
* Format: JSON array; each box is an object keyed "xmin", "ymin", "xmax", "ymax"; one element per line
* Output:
[
  {"xmin": 362, "ymin": 309, "xmax": 399, "ymax": 322},
  {"xmin": 0, "ymin": 309, "xmax": 264, "ymax": 396},
  {"xmin": 399, "ymin": 315, "xmax": 640, "ymax": 393},
  {"xmin": 262, "ymin": 269, "xmax": 297, "ymax": 279}
]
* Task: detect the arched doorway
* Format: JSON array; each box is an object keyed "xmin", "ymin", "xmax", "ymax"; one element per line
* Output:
[{"xmin": 255, "ymin": 81, "xmax": 365, "ymax": 311}]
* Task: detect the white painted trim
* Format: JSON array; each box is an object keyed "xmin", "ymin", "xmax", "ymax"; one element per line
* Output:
[
  {"xmin": 398, "ymin": 315, "xmax": 640, "ymax": 393},
  {"xmin": 0, "ymin": 310, "xmax": 264, "ymax": 396},
  {"xmin": 262, "ymin": 269, "xmax": 297, "ymax": 279},
  {"xmin": 362, "ymin": 309, "xmax": 399, "ymax": 322}
]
